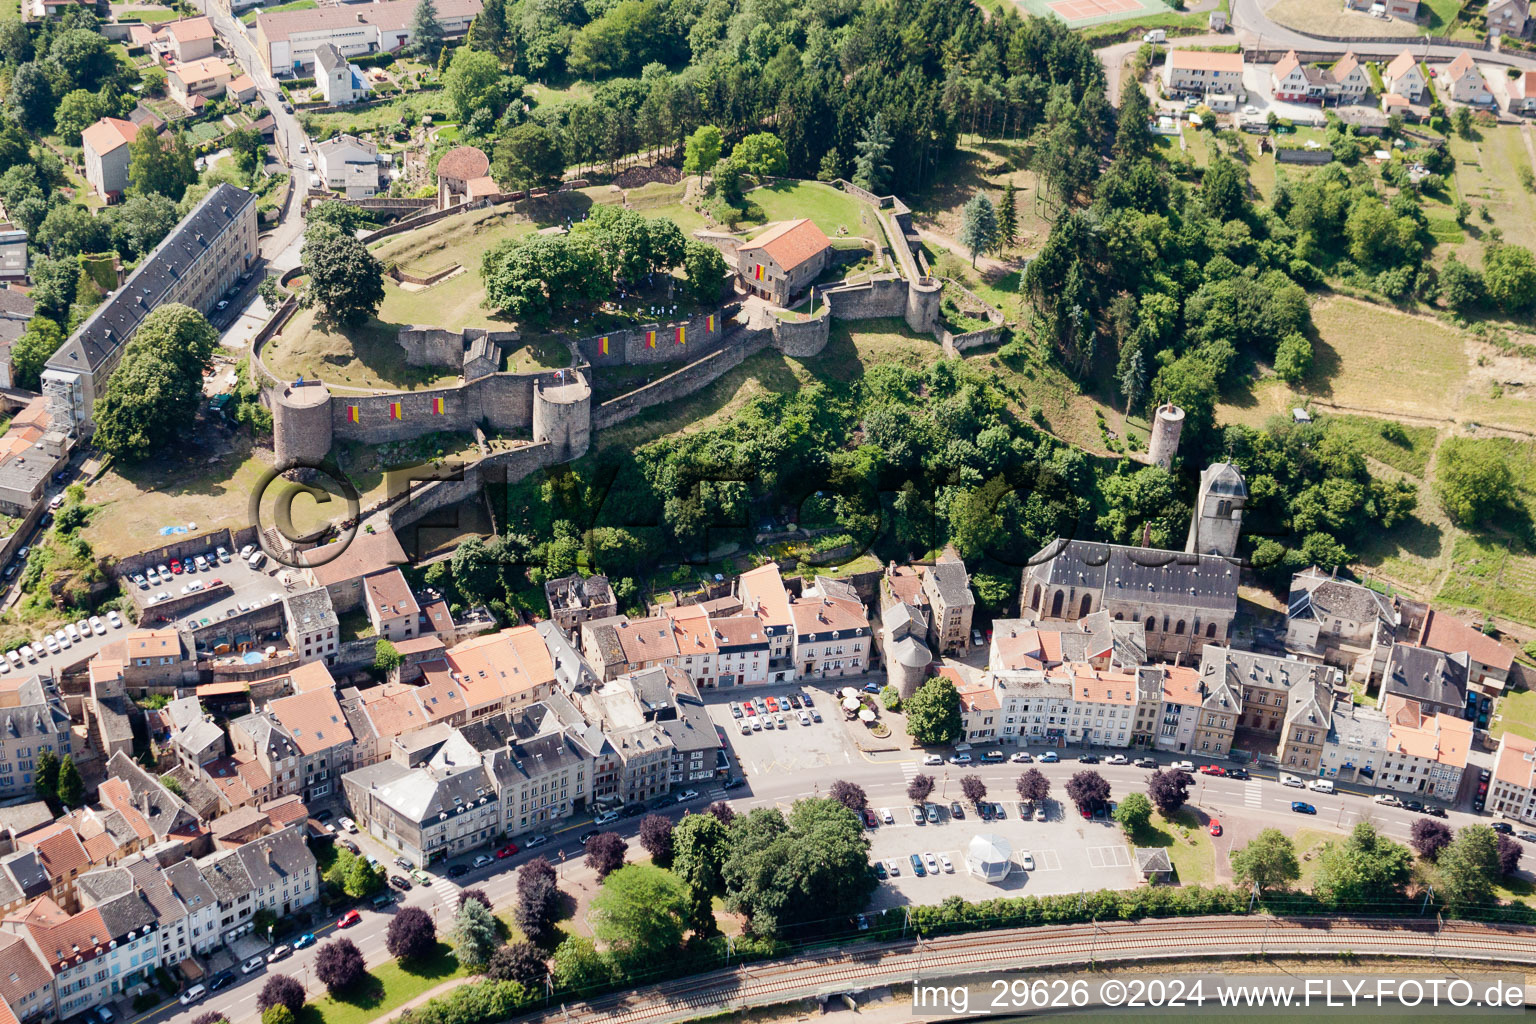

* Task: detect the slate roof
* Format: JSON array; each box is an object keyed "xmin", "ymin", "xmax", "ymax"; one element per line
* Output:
[
  {"xmin": 925, "ymin": 559, "xmax": 974, "ymax": 609},
  {"xmin": 314, "ymin": 42, "xmax": 345, "ymax": 73},
  {"xmin": 46, "ymin": 184, "xmax": 255, "ymax": 380},
  {"xmin": 161, "ymin": 859, "xmax": 216, "ymax": 915},
  {"xmin": 1028, "ymin": 539, "xmax": 1240, "ymax": 613},
  {"xmin": 1287, "ymin": 568, "xmax": 1396, "ymax": 628},
  {"xmin": 194, "ymin": 849, "xmax": 253, "ymax": 904},
  {"xmin": 233, "ymin": 825, "xmax": 314, "ymax": 889},
  {"xmin": 1382, "ymin": 643, "xmax": 1469, "ymax": 713}
]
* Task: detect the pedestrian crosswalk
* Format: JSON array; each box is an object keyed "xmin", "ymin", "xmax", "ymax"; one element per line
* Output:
[
  {"xmin": 1244, "ymin": 781, "xmax": 1263, "ymax": 808},
  {"xmin": 900, "ymin": 762, "xmax": 921, "ymax": 780},
  {"xmin": 431, "ymin": 876, "xmax": 460, "ymax": 907}
]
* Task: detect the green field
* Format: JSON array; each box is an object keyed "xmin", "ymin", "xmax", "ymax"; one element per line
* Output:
[
  {"xmin": 736, "ymin": 181, "xmax": 880, "ymax": 240},
  {"xmin": 242, "ymin": 0, "xmax": 315, "ymax": 24},
  {"xmin": 1122, "ymin": 808, "xmax": 1215, "ymax": 888},
  {"xmin": 1490, "ymin": 686, "xmax": 1536, "ymax": 741},
  {"xmin": 1447, "ymin": 127, "xmax": 1536, "ymax": 262},
  {"xmin": 295, "ymin": 943, "xmax": 466, "ymax": 1024}
]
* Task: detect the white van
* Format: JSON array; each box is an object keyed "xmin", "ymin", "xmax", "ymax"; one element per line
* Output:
[
  {"xmin": 248, "ymin": 551, "xmax": 267, "ymax": 569},
  {"xmin": 5, "ymin": 650, "xmax": 18, "ymax": 669},
  {"xmin": 19, "ymin": 645, "xmax": 34, "ymax": 663},
  {"xmin": 1143, "ymin": 28, "xmax": 1166, "ymax": 42},
  {"xmin": 1308, "ymin": 779, "xmax": 1335, "ymax": 794}
]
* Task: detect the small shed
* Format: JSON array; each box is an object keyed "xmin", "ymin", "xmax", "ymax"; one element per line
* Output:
[
  {"xmin": 1135, "ymin": 847, "xmax": 1173, "ymax": 882},
  {"xmin": 1209, "ymin": 8, "xmax": 1229, "ymax": 29}
]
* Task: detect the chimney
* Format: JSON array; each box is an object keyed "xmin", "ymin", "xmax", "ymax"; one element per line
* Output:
[{"xmin": 264, "ymin": 847, "xmax": 272, "ymax": 865}]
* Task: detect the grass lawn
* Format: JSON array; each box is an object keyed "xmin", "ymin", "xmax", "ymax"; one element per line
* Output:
[
  {"xmin": 371, "ymin": 205, "xmax": 541, "ymax": 277},
  {"xmin": 119, "ymin": 7, "xmax": 181, "ymax": 21},
  {"xmin": 1125, "ymin": 807, "xmax": 1215, "ymax": 887},
  {"xmin": 1446, "ymin": 126, "xmax": 1536, "ymax": 262},
  {"xmin": 242, "ymin": 0, "xmax": 315, "ymax": 23},
  {"xmin": 525, "ymin": 79, "xmax": 595, "ymax": 106},
  {"xmin": 736, "ymin": 181, "xmax": 878, "ymax": 241},
  {"xmin": 1490, "ymin": 687, "xmax": 1536, "ymax": 741},
  {"xmin": 1266, "ymin": 0, "xmax": 1419, "ymax": 35},
  {"xmin": 910, "ymin": 139, "xmax": 1054, "ymax": 258},
  {"xmin": 1321, "ymin": 414, "xmax": 1438, "ymax": 477},
  {"xmin": 1421, "ymin": 0, "xmax": 1465, "ymax": 32},
  {"xmin": 302, "ymin": 93, "xmax": 445, "ymax": 138},
  {"xmin": 296, "ymin": 943, "xmax": 465, "ymax": 1024},
  {"xmin": 1291, "ymin": 826, "xmax": 1340, "ymax": 890},
  {"xmin": 82, "ymin": 447, "xmax": 269, "ymax": 562},
  {"xmin": 264, "ymin": 309, "xmax": 466, "ymax": 391}
]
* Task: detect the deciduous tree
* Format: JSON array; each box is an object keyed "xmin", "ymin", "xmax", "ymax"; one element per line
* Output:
[
  {"xmin": 1015, "ymin": 768, "xmax": 1049, "ymax": 803},
  {"xmin": 257, "ymin": 975, "xmax": 305, "ymax": 1015},
  {"xmin": 314, "ymin": 938, "xmax": 365, "ymax": 992},
  {"xmin": 906, "ymin": 773, "xmax": 935, "ymax": 804},
  {"xmin": 487, "ymin": 941, "xmax": 547, "ymax": 987},
  {"xmin": 1146, "ymin": 770, "xmax": 1191, "ymax": 818},
  {"xmin": 830, "ymin": 780, "xmax": 867, "ymax": 812},
  {"xmin": 638, "ymin": 814, "xmax": 674, "ymax": 867},
  {"xmin": 682, "ymin": 125, "xmax": 722, "ymax": 183},
  {"xmin": 1230, "ymin": 828, "xmax": 1300, "ymax": 891},
  {"xmin": 959, "ymin": 775, "xmax": 987, "ymax": 805},
  {"xmin": 1437, "ymin": 824, "xmax": 1501, "ymax": 911},
  {"xmin": 904, "ymin": 677, "xmax": 962, "ymax": 746},
  {"xmin": 128, "ymin": 126, "xmax": 196, "ymax": 202},
  {"xmin": 1064, "ymin": 770, "xmax": 1109, "ymax": 813},
  {"xmin": 1410, "ymin": 818, "xmax": 1452, "ymax": 862},
  {"xmin": 1112, "ymin": 792, "xmax": 1152, "ymax": 833},
  {"xmin": 300, "ymin": 222, "xmax": 385, "ymax": 329},
  {"xmin": 589, "ymin": 863, "xmax": 688, "ymax": 964},
  {"xmin": 1313, "ymin": 823, "xmax": 1412, "ymax": 908},
  {"xmin": 9, "ymin": 318, "xmax": 63, "ymax": 392},
  {"xmin": 584, "ymin": 831, "xmax": 627, "ymax": 879},
  {"xmin": 385, "ymin": 906, "xmax": 436, "ymax": 960}
]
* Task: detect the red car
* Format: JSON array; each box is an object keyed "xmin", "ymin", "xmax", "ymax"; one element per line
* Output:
[
  {"xmin": 863, "ymin": 809, "xmax": 878, "ymax": 828},
  {"xmin": 1208, "ymin": 818, "xmax": 1222, "ymax": 837},
  {"xmin": 169, "ymin": 559, "xmax": 183, "ymax": 574},
  {"xmin": 743, "ymin": 704, "xmax": 756, "ymax": 716},
  {"xmin": 766, "ymin": 697, "xmax": 780, "ymax": 713},
  {"xmin": 336, "ymin": 910, "xmax": 360, "ymax": 928},
  {"xmin": 495, "ymin": 843, "xmax": 519, "ymax": 859},
  {"xmin": 1080, "ymin": 804, "xmax": 1092, "ymax": 819},
  {"xmin": 1199, "ymin": 765, "xmax": 1226, "ymax": 776}
]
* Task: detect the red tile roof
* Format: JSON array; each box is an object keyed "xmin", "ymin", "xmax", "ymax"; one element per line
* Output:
[{"xmin": 739, "ymin": 218, "xmax": 831, "ymax": 272}]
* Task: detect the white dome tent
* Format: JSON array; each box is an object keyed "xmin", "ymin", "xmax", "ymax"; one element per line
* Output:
[{"xmin": 966, "ymin": 833, "xmax": 1013, "ymax": 883}]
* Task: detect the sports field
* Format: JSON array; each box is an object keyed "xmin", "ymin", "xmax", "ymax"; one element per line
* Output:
[{"xmin": 1014, "ymin": 0, "xmax": 1168, "ymax": 27}]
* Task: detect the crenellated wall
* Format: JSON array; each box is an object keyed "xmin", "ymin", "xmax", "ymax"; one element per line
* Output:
[{"xmin": 572, "ymin": 304, "xmax": 738, "ymax": 369}]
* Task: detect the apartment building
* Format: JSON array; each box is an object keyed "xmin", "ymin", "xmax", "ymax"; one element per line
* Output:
[
  {"xmin": 342, "ymin": 731, "xmax": 500, "ymax": 868},
  {"xmin": 1375, "ymin": 694, "xmax": 1471, "ymax": 801},
  {"xmin": 737, "ymin": 563, "xmax": 796, "ymax": 682},
  {"xmin": 1163, "ymin": 50, "xmax": 1245, "ymax": 96},
  {"xmin": 0, "ymin": 678, "xmax": 71, "ymax": 801},
  {"xmin": 80, "ymin": 119, "xmax": 139, "ymax": 202},
  {"xmin": 544, "ymin": 573, "xmax": 617, "ymax": 634},
  {"xmin": 313, "ymin": 134, "xmax": 381, "ymax": 199},
  {"xmin": 363, "ymin": 568, "xmax": 419, "ymax": 642},
  {"xmin": 43, "ymin": 185, "xmax": 256, "ymax": 432},
  {"xmin": 254, "ymin": 0, "xmax": 481, "ymax": 75},
  {"xmin": 230, "ymin": 685, "xmax": 354, "ymax": 804},
  {"xmin": 1488, "ymin": 732, "xmax": 1536, "ymax": 824},
  {"xmin": 789, "ymin": 577, "xmax": 870, "ymax": 680}
]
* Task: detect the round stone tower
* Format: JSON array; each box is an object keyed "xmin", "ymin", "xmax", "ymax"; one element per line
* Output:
[
  {"xmin": 1148, "ymin": 403, "xmax": 1184, "ymax": 471},
  {"xmin": 272, "ymin": 379, "xmax": 334, "ymax": 467},
  {"xmin": 532, "ymin": 370, "xmax": 591, "ymax": 463},
  {"xmin": 904, "ymin": 277, "xmax": 943, "ymax": 334},
  {"xmin": 889, "ymin": 637, "xmax": 932, "ymax": 700}
]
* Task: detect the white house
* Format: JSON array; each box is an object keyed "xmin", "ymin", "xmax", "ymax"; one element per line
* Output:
[
  {"xmin": 1442, "ymin": 52, "xmax": 1493, "ymax": 105},
  {"xmin": 314, "ymin": 43, "xmax": 368, "ymax": 105},
  {"xmin": 1383, "ymin": 50, "xmax": 1427, "ymax": 103},
  {"xmin": 1163, "ymin": 49, "xmax": 1245, "ymax": 97}
]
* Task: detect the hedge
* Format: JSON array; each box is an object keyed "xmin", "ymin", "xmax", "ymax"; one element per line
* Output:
[{"xmin": 348, "ymin": 52, "xmax": 396, "ymax": 68}]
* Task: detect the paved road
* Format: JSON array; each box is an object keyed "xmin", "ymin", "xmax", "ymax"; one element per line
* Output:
[
  {"xmin": 197, "ymin": 0, "xmax": 309, "ymax": 271},
  {"xmin": 1229, "ymin": 0, "xmax": 1536, "ymax": 65},
  {"xmin": 515, "ymin": 915, "xmax": 1536, "ymax": 1024}
]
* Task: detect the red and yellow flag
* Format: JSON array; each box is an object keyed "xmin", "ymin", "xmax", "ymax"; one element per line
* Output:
[
  {"xmin": 346, "ymin": 405, "xmax": 360, "ymax": 423},
  {"xmin": 645, "ymin": 330, "xmax": 656, "ymax": 349},
  {"xmin": 599, "ymin": 336, "xmax": 609, "ymax": 355},
  {"xmin": 389, "ymin": 401, "xmax": 402, "ymax": 421},
  {"xmin": 432, "ymin": 396, "xmax": 445, "ymax": 415},
  {"xmin": 706, "ymin": 314, "xmax": 715, "ymax": 333},
  {"xmin": 675, "ymin": 326, "xmax": 685, "ymax": 345},
  {"xmin": 754, "ymin": 264, "xmax": 765, "ymax": 281}
]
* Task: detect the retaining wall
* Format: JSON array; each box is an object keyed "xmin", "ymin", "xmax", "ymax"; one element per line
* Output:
[
  {"xmin": 822, "ymin": 276, "xmax": 909, "ymax": 320},
  {"xmin": 592, "ymin": 331, "xmax": 776, "ymax": 431},
  {"xmin": 111, "ymin": 527, "xmax": 262, "ymax": 578},
  {"xmin": 388, "ymin": 264, "xmax": 463, "ymax": 288},
  {"xmin": 942, "ymin": 325, "xmax": 1005, "ymax": 356},
  {"xmin": 329, "ymin": 368, "xmax": 571, "ymax": 445},
  {"xmin": 388, "ymin": 441, "xmax": 559, "ymax": 533},
  {"xmin": 396, "ymin": 326, "xmax": 518, "ymax": 369}
]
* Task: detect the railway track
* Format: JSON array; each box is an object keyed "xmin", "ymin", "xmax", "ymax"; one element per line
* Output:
[{"xmin": 522, "ymin": 916, "xmax": 1536, "ymax": 1024}]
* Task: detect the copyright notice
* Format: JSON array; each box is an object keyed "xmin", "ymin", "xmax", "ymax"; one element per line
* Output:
[{"xmin": 910, "ymin": 973, "xmax": 1527, "ymax": 1016}]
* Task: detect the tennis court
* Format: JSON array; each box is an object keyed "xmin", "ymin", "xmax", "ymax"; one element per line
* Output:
[{"xmin": 1015, "ymin": 0, "xmax": 1169, "ymax": 28}]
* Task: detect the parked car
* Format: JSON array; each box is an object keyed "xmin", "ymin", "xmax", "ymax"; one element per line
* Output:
[
  {"xmin": 1035, "ymin": 803, "xmax": 1048, "ymax": 821},
  {"xmin": 950, "ymin": 801, "xmax": 964, "ymax": 819},
  {"xmin": 1280, "ymin": 773, "xmax": 1304, "ymax": 788},
  {"xmin": 1199, "ymin": 765, "xmax": 1225, "ymax": 776},
  {"xmin": 293, "ymin": 934, "xmax": 316, "ymax": 950},
  {"xmin": 1290, "ymin": 802, "xmax": 1316, "ymax": 815},
  {"xmin": 924, "ymin": 803, "xmax": 940, "ymax": 824},
  {"xmin": 593, "ymin": 810, "xmax": 619, "ymax": 825},
  {"xmin": 676, "ymin": 789, "xmax": 700, "ymax": 803},
  {"xmin": 1208, "ymin": 818, "xmax": 1222, "ymax": 837},
  {"xmin": 448, "ymin": 864, "xmax": 469, "ymax": 878},
  {"xmin": 1308, "ymin": 779, "xmax": 1335, "ymax": 794},
  {"xmin": 1227, "ymin": 767, "xmax": 1250, "ymax": 779},
  {"xmin": 729, "ymin": 703, "xmax": 742, "ymax": 718},
  {"xmin": 339, "ymin": 840, "xmax": 360, "ymax": 855},
  {"xmin": 338, "ymin": 816, "xmax": 357, "ymax": 833},
  {"xmin": 472, "ymin": 854, "xmax": 493, "ymax": 868},
  {"xmin": 1020, "ymin": 853, "xmax": 1036, "ymax": 871},
  {"xmin": 1518, "ymin": 831, "xmax": 1536, "ymax": 844},
  {"xmin": 267, "ymin": 945, "xmax": 291, "ymax": 964},
  {"xmin": 337, "ymin": 910, "xmax": 361, "ymax": 928},
  {"xmin": 939, "ymin": 854, "xmax": 953, "ymax": 873},
  {"xmin": 948, "ymin": 753, "xmax": 972, "ymax": 765},
  {"xmin": 389, "ymin": 875, "xmax": 412, "ymax": 891},
  {"xmin": 179, "ymin": 985, "xmax": 206, "ymax": 1007},
  {"xmin": 923, "ymin": 754, "xmax": 943, "ymax": 766},
  {"xmin": 88, "ymin": 616, "xmax": 105, "ymax": 636},
  {"xmin": 981, "ymin": 750, "xmax": 1005, "ymax": 763},
  {"xmin": 1423, "ymin": 805, "xmax": 1447, "ymax": 818},
  {"xmin": 241, "ymin": 955, "xmax": 265, "ymax": 974},
  {"xmin": 863, "ymin": 809, "xmax": 878, "ymax": 828},
  {"xmin": 1105, "ymin": 754, "xmax": 1128, "ymax": 765},
  {"xmin": 106, "ymin": 611, "xmax": 123, "ymax": 629},
  {"xmin": 873, "ymin": 860, "xmax": 887, "ymax": 880},
  {"xmin": 1133, "ymin": 757, "xmax": 1157, "ymax": 769},
  {"xmin": 885, "ymin": 858, "xmax": 900, "ymax": 876},
  {"xmin": 1078, "ymin": 754, "xmax": 1100, "ymax": 764},
  {"xmin": 910, "ymin": 805, "xmax": 924, "ymax": 826},
  {"xmin": 1492, "ymin": 822, "xmax": 1515, "ymax": 835},
  {"xmin": 1039, "ymin": 752, "xmax": 1059, "ymax": 763},
  {"xmin": 132, "ymin": 573, "xmax": 148, "ymax": 589},
  {"xmin": 496, "ymin": 843, "xmax": 519, "ymax": 858},
  {"xmin": 909, "ymin": 853, "xmax": 926, "ymax": 877},
  {"xmin": 1010, "ymin": 752, "xmax": 1033, "ymax": 763},
  {"xmin": 1374, "ymin": 794, "xmax": 1403, "ymax": 807}
]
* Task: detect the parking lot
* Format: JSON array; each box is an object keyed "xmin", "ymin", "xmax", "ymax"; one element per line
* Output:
[
  {"xmin": 863, "ymin": 799, "xmax": 1141, "ymax": 908},
  {"xmin": 705, "ymin": 687, "xmax": 863, "ymax": 779},
  {"xmin": 125, "ymin": 546, "xmax": 301, "ymax": 628}
]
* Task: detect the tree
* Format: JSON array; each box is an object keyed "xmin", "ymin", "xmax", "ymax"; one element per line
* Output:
[
  {"xmin": 443, "ymin": 47, "xmax": 507, "ymax": 122},
  {"xmin": 906, "ymin": 773, "xmax": 935, "ymax": 803},
  {"xmin": 904, "ymin": 676, "xmax": 962, "ymax": 746},
  {"xmin": 32, "ymin": 749, "xmax": 59, "ymax": 804},
  {"xmin": 228, "ymin": 127, "xmax": 266, "ymax": 177},
  {"xmin": 513, "ymin": 857, "xmax": 560, "ymax": 941},
  {"xmin": 50, "ymin": 29, "xmax": 115, "ymax": 92},
  {"xmin": 672, "ymin": 812, "xmax": 730, "ymax": 895},
  {"xmin": 343, "ymin": 855, "xmax": 383, "ymax": 898},
  {"xmin": 257, "ymin": 975, "xmax": 305, "ymax": 1015},
  {"xmin": 36, "ymin": 204, "xmax": 109, "ymax": 260},
  {"xmin": 9, "ymin": 318, "xmax": 63, "ymax": 392},
  {"xmin": 550, "ymin": 935, "xmax": 614, "ymax": 996},
  {"xmin": 1484, "ymin": 243, "xmax": 1536, "ymax": 312},
  {"xmin": 1115, "ymin": 75, "xmax": 1154, "ymax": 160},
  {"xmin": 1313, "ymin": 823, "xmax": 1413, "ymax": 908},
  {"xmin": 191, "ymin": 1013, "xmax": 227, "ymax": 1024},
  {"xmin": 584, "ymin": 831, "xmax": 627, "ymax": 879},
  {"xmin": 1146, "ymin": 770, "xmax": 1191, "ymax": 818},
  {"xmin": 410, "ymin": 0, "xmax": 445, "ymax": 63},
  {"xmin": 730, "ymin": 133, "xmax": 788, "ymax": 177},
  {"xmin": 128, "ymin": 126, "xmax": 196, "ymax": 202},
  {"xmin": 480, "ymin": 233, "xmax": 612, "ymax": 319},
  {"xmin": 307, "ymin": 201, "xmax": 371, "ymax": 234},
  {"xmin": 1230, "ymin": 829, "xmax": 1301, "ymax": 891},
  {"xmin": 1273, "ymin": 332, "xmax": 1312, "ymax": 384},
  {"xmin": 1410, "ymin": 818, "xmax": 1453, "ymax": 862},
  {"xmin": 56, "ymin": 755, "xmax": 83, "ymax": 807},
  {"xmin": 683, "ymin": 240, "xmax": 729, "ymax": 303},
  {"xmin": 721, "ymin": 800, "xmax": 876, "ymax": 937},
  {"xmin": 7, "ymin": 63, "xmax": 52, "ymax": 133},
  {"xmin": 487, "ymin": 941, "xmax": 547, "ymax": 987},
  {"xmin": 314, "ymin": 938, "xmax": 365, "ymax": 992},
  {"xmin": 959, "ymin": 774, "xmax": 987, "ymax": 805},
  {"xmin": 92, "ymin": 304, "xmax": 218, "ymax": 461},
  {"xmin": 458, "ymin": 888, "xmax": 492, "ymax": 911},
  {"xmin": 108, "ymin": 193, "xmax": 180, "ymax": 259},
  {"xmin": 708, "ymin": 801, "xmax": 735, "ymax": 824},
  {"xmin": 852, "ymin": 113, "xmax": 892, "ymax": 194},
  {"xmin": 1437, "ymin": 824, "xmax": 1501, "ymax": 911},
  {"xmin": 1064, "ymin": 770, "xmax": 1110, "ymax": 813},
  {"xmin": 1440, "ymin": 257, "xmax": 1484, "ymax": 312},
  {"xmin": 1499, "ymin": 833, "xmax": 1523, "ymax": 876},
  {"xmin": 1112, "ymin": 792, "xmax": 1152, "ymax": 833},
  {"xmin": 301, "ymin": 223, "xmax": 385, "ymax": 329},
  {"xmin": 1016, "ymin": 769, "xmax": 1049, "ymax": 803},
  {"xmin": 637, "ymin": 814, "xmax": 674, "ymax": 867},
  {"xmin": 682, "ymin": 125, "xmax": 722, "ymax": 183},
  {"xmin": 830, "ymin": 780, "xmax": 867, "ymax": 812},
  {"xmin": 1452, "ymin": 104, "xmax": 1474, "ymax": 138},
  {"xmin": 54, "ymin": 88, "xmax": 105, "ymax": 145},
  {"xmin": 371, "ymin": 638, "xmax": 403, "ymax": 674},
  {"xmin": 998, "ymin": 180, "xmax": 1018, "ymax": 248},
  {"xmin": 261, "ymin": 1008, "xmax": 294, "ymax": 1024},
  {"xmin": 385, "ymin": 906, "xmax": 435, "ymax": 960},
  {"xmin": 451, "ymin": 895, "xmax": 498, "ymax": 969},
  {"xmin": 492, "ymin": 122, "xmax": 565, "ymax": 190},
  {"xmin": 589, "ymin": 863, "xmax": 688, "ymax": 964},
  {"xmin": 1436, "ymin": 436, "xmax": 1517, "ymax": 525},
  {"xmin": 959, "ymin": 193, "xmax": 998, "ymax": 267}
]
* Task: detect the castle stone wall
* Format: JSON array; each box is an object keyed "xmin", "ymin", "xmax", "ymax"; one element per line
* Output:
[
  {"xmin": 388, "ymin": 441, "xmax": 559, "ymax": 533},
  {"xmin": 572, "ymin": 306, "xmax": 737, "ymax": 369},
  {"xmin": 592, "ymin": 330, "xmax": 775, "ymax": 431},
  {"xmin": 822, "ymin": 276, "xmax": 909, "ymax": 320},
  {"xmin": 770, "ymin": 311, "xmax": 830, "ymax": 357}
]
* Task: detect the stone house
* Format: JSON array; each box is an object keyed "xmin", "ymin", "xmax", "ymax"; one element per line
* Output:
[
  {"xmin": 736, "ymin": 219, "xmax": 832, "ymax": 306},
  {"xmin": 1285, "ymin": 567, "xmax": 1399, "ymax": 681},
  {"xmin": 363, "ymin": 568, "xmax": 420, "ymax": 642},
  {"xmin": 789, "ymin": 577, "xmax": 870, "ymax": 680},
  {"xmin": 1376, "ymin": 694, "xmax": 1470, "ymax": 801},
  {"xmin": 314, "ymin": 43, "xmax": 367, "ymax": 106},
  {"xmin": 1383, "ymin": 50, "xmax": 1426, "ymax": 103},
  {"xmin": 1442, "ymin": 52, "xmax": 1492, "ymax": 105},
  {"xmin": 921, "ymin": 555, "xmax": 975, "ymax": 656},
  {"xmin": 80, "ymin": 118, "xmax": 139, "ymax": 201},
  {"xmin": 737, "ymin": 563, "xmax": 796, "ymax": 682},
  {"xmin": 544, "ymin": 573, "xmax": 617, "ymax": 634}
]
